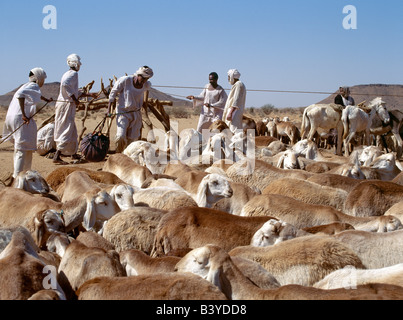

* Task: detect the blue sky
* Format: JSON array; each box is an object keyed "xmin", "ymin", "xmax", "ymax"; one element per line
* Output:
[{"xmin": 0, "ymin": 0, "xmax": 402, "ymax": 108}]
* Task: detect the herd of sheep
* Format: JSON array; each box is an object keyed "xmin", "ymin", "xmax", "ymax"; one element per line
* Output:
[{"xmin": 0, "ymin": 105, "xmax": 403, "ymax": 300}]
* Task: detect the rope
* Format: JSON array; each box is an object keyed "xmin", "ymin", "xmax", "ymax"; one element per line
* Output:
[
  {"xmin": 153, "ymin": 85, "xmax": 403, "ymax": 98},
  {"xmin": 0, "ymin": 100, "xmax": 52, "ymax": 145}
]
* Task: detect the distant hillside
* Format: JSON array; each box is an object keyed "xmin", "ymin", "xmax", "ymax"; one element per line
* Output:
[
  {"xmin": 317, "ymin": 84, "xmax": 403, "ymax": 111},
  {"xmin": 0, "ymin": 82, "xmax": 192, "ymax": 109}
]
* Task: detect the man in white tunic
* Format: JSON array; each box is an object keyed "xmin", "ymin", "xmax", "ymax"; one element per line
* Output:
[
  {"xmin": 222, "ymin": 69, "xmax": 247, "ymax": 133},
  {"xmin": 187, "ymin": 72, "xmax": 228, "ymax": 135},
  {"xmin": 107, "ymin": 66, "xmax": 154, "ymax": 153},
  {"xmin": 53, "ymin": 54, "xmax": 95, "ymax": 164},
  {"xmin": 3, "ymin": 68, "xmax": 51, "ymax": 178}
]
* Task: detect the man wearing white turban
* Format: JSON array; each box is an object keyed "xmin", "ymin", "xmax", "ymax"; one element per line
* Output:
[
  {"xmin": 222, "ymin": 69, "xmax": 246, "ymax": 133},
  {"xmin": 107, "ymin": 66, "xmax": 154, "ymax": 153},
  {"xmin": 3, "ymin": 68, "xmax": 52, "ymax": 178},
  {"xmin": 53, "ymin": 54, "xmax": 96, "ymax": 164}
]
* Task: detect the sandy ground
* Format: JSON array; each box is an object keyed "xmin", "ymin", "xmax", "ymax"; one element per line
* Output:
[{"xmin": 0, "ymin": 109, "xmax": 199, "ymax": 181}]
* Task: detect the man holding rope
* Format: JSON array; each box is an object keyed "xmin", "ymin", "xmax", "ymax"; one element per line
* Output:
[
  {"xmin": 2, "ymin": 68, "xmax": 52, "ymax": 179},
  {"xmin": 187, "ymin": 72, "xmax": 227, "ymax": 136},
  {"xmin": 106, "ymin": 66, "xmax": 154, "ymax": 153},
  {"xmin": 53, "ymin": 54, "xmax": 97, "ymax": 165}
]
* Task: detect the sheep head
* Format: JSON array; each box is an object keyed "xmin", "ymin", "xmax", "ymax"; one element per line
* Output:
[
  {"xmin": 82, "ymin": 190, "xmax": 120, "ymax": 232},
  {"xmin": 34, "ymin": 209, "xmax": 66, "ymax": 249},
  {"xmin": 276, "ymin": 150, "xmax": 301, "ymax": 170},
  {"xmin": 370, "ymin": 153, "xmax": 397, "ymax": 172},
  {"xmin": 251, "ymin": 219, "xmax": 297, "ymax": 247},
  {"xmin": 13, "ymin": 170, "xmax": 50, "ymax": 195},
  {"xmin": 109, "ymin": 184, "xmax": 135, "ymax": 211},
  {"xmin": 196, "ymin": 174, "xmax": 233, "ymax": 208}
]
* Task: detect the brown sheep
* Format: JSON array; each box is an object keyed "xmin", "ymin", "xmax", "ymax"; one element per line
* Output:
[
  {"xmin": 344, "ymin": 180, "xmax": 403, "ymax": 217},
  {"xmin": 151, "ymin": 207, "xmax": 276, "ymax": 257}
]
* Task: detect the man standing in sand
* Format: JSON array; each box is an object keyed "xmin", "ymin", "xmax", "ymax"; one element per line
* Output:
[
  {"xmin": 3, "ymin": 67, "xmax": 52, "ymax": 178},
  {"xmin": 53, "ymin": 54, "xmax": 96, "ymax": 164},
  {"xmin": 106, "ymin": 66, "xmax": 154, "ymax": 153},
  {"xmin": 222, "ymin": 69, "xmax": 246, "ymax": 133},
  {"xmin": 187, "ymin": 72, "xmax": 228, "ymax": 134}
]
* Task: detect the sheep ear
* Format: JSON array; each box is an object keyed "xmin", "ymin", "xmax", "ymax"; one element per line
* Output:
[
  {"xmin": 34, "ymin": 213, "xmax": 45, "ymax": 247},
  {"xmin": 276, "ymin": 155, "xmax": 284, "ymax": 168},
  {"xmin": 206, "ymin": 262, "xmax": 222, "ymax": 291},
  {"xmin": 83, "ymin": 199, "xmax": 97, "ymax": 231},
  {"xmin": 196, "ymin": 179, "xmax": 208, "ymax": 207}
]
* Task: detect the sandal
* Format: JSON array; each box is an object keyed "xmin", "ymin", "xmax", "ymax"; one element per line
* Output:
[{"xmin": 53, "ymin": 158, "xmax": 69, "ymax": 165}]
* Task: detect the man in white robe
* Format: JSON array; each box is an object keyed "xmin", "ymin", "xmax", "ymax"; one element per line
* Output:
[
  {"xmin": 187, "ymin": 72, "xmax": 228, "ymax": 136},
  {"xmin": 3, "ymin": 68, "xmax": 51, "ymax": 178},
  {"xmin": 107, "ymin": 66, "xmax": 154, "ymax": 153},
  {"xmin": 53, "ymin": 54, "xmax": 95, "ymax": 164},
  {"xmin": 222, "ymin": 69, "xmax": 247, "ymax": 133}
]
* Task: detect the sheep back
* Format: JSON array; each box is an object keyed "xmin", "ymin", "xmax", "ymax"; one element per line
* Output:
[
  {"xmin": 152, "ymin": 207, "xmax": 275, "ymax": 257},
  {"xmin": 229, "ymin": 235, "xmax": 365, "ymax": 287},
  {"xmin": 103, "ymin": 207, "xmax": 167, "ymax": 254}
]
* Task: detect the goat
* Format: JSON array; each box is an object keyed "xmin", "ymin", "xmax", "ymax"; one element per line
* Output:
[
  {"xmin": 175, "ymin": 244, "xmax": 403, "ymax": 300},
  {"xmin": 241, "ymin": 193, "xmax": 402, "ymax": 232},
  {"xmin": 103, "ymin": 153, "xmax": 153, "ymax": 188},
  {"xmin": 151, "ymin": 207, "xmax": 276, "ymax": 257}
]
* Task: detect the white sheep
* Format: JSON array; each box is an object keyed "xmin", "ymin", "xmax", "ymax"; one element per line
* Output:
[
  {"xmin": 332, "ymin": 229, "xmax": 403, "ymax": 269},
  {"xmin": 103, "ymin": 153, "xmax": 153, "ymax": 188},
  {"xmin": 313, "ymin": 263, "xmax": 403, "ymax": 289}
]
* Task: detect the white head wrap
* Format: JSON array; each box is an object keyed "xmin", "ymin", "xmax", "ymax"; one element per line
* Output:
[
  {"xmin": 228, "ymin": 69, "xmax": 241, "ymax": 85},
  {"xmin": 135, "ymin": 66, "xmax": 154, "ymax": 79},
  {"xmin": 67, "ymin": 53, "xmax": 82, "ymax": 70},
  {"xmin": 29, "ymin": 67, "xmax": 47, "ymax": 87}
]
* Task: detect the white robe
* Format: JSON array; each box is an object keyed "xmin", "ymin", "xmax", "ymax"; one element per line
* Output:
[
  {"xmin": 109, "ymin": 75, "xmax": 151, "ymax": 142},
  {"xmin": 222, "ymin": 80, "xmax": 247, "ymax": 133},
  {"xmin": 193, "ymin": 84, "xmax": 227, "ymax": 133},
  {"xmin": 54, "ymin": 70, "xmax": 80, "ymax": 155},
  {"xmin": 3, "ymin": 82, "xmax": 42, "ymax": 151}
]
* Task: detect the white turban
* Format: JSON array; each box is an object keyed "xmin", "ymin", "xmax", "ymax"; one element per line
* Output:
[
  {"xmin": 135, "ymin": 66, "xmax": 154, "ymax": 79},
  {"xmin": 29, "ymin": 67, "xmax": 47, "ymax": 87},
  {"xmin": 67, "ymin": 53, "xmax": 82, "ymax": 70},
  {"xmin": 228, "ymin": 69, "xmax": 241, "ymax": 85}
]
